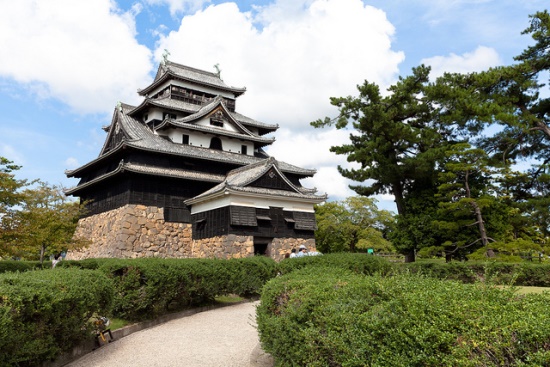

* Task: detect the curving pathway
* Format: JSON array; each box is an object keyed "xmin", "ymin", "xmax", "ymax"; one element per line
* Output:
[{"xmin": 65, "ymin": 301, "xmax": 273, "ymax": 367}]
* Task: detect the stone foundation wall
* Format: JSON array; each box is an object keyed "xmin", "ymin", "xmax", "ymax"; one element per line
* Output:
[
  {"xmin": 191, "ymin": 235, "xmax": 254, "ymax": 259},
  {"xmin": 68, "ymin": 205, "xmax": 192, "ymax": 260},
  {"xmin": 68, "ymin": 204, "xmax": 316, "ymax": 261},
  {"xmin": 271, "ymin": 237, "xmax": 316, "ymax": 261}
]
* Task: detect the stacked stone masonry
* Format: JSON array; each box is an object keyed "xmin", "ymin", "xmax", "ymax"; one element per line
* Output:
[{"xmin": 68, "ymin": 204, "xmax": 316, "ymax": 261}]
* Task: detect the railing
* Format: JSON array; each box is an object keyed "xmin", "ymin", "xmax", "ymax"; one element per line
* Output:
[{"xmin": 170, "ymin": 88, "xmax": 236, "ymax": 111}]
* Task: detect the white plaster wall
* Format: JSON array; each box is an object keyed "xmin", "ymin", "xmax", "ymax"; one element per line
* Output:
[
  {"xmin": 196, "ymin": 116, "xmax": 239, "ymax": 132},
  {"xmin": 145, "ymin": 108, "xmax": 164, "ymax": 123},
  {"xmin": 190, "ymin": 193, "xmax": 317, "ymax": 214},
  {"xmin": 175, "ymin": 127, "xmax": 252, "ymax": 155}
]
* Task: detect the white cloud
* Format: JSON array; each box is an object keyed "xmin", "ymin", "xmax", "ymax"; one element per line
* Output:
[
  {"xmin": 265, "ymin": 127, "xmax": 351, "ymax": 168},
  {"xmin": 64, "ymin": 157, "xmax": 79, "ymax": 169},
  {"xmin": 156, "ymin": 0, "xmax": 404, "ymax": 129},
  {"xmin": 144, "ymin": 0, "xmax": 210, "ymax": 15},
  {"xmin": 152, "ymin": 0, "xmax": 405, "ymax": 202},
  {"xmin": 0, "ymin": 145, "xmax": 25, "ymax": 166},
  {"xmin": 422, "ymin": 46, "xmax": 502, "ymax": 78},
  {"xmin": 0, "ymin": 0, "xmax": 153, "ymax": 114},
  {"xmin": 302, "ymin": 166, "xmax": 355, "ymax": 200}
]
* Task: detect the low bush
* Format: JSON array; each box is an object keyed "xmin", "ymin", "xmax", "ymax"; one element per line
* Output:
[
  {"xmin": 0, "ymin": 268, "xmax": 113, "ymax": 366},
  {"xmin": 257, "ymin": 268, "xmax": 550, "ymax": 366},
  {"xmin": 401, "ymin": 261, "xmax": 550, "ymax": 286},
  {"xmin": 93, "ymin": 256, "xmax": 278, "ymax": 321},
  {"xmin": 278, "ymin": 252, "xmax": 393, "ymax": 276},
  {"xmin": 0, "ymin": 260, "xmax": 44, "ymax": 273}
]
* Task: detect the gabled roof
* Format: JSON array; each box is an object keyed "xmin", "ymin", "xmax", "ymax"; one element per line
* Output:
[
  {"xmin": 65, "ymin": 105, "xmax": 316, "ymax": 178},
  {"xmin": 127, "ymin": 96, "xmax": 278, "ymax": 134},
  {"xmin": 65, "ymin": 160, "xmax": 225, "ymax": 195},
  {"xmin": 185, "ymin": 157, "xmax": 326, "ymax": 206},
  {"xmin": 154, "ymin": 97, "xmax": 275, "ymax": 146},
  {"xmin": 140, "ymin": 61, "xmax": 246, "ymax": 97}
]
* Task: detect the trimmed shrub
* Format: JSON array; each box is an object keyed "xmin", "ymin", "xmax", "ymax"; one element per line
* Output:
[
  {"xmin": 257, "ymin": 268, "xmax": 550, "ymax": 366},
  {"xmin": 401, "ymin": 261, "xmax": 550, "ymax": 286},
  {"xmin": 96, "ymin": 256, "xmax": 278, "ymax": 321},
  {"xmin": 0, "ymin": 260, "xmax": 44, "ymax": 273},
  {"xmin": 278, "ymin": 252, "xmax": 393, "ymax": 276},
  {"xmin": 0, "ymin": 268, "xmax": 113, "ymax": 366},
  {"xmin": 224, "ymin": 256, "xmax": 279, "ymax": 297}
]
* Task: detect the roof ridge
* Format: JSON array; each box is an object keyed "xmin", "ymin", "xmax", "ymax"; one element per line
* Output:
[{"xmin": 166, "ymin": 60, "xmax": 220, "ymax": 78}]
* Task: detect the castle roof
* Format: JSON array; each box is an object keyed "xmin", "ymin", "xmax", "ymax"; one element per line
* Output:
[
  {"xmin": 127, "ymin": 95, "xmax": 278, "ymax": 135},
  {"xmin": 66, "ymin": 104, "xmax": 315, "ymax": 178},
  {"xmin": 65, "ymin": 160, "xmax": 225, "ymax": 195},
  {"xmin": 66, "ymin": 61, "xmax": 323, "ymax": 208},
  {"xmin": 154, "ymin": 97, "xmax": 275, "ymax": 146},
  {"xmin": 185, "ymin": 157, "xmax": 326, "ymax": 206},
  {"xmin": 139, "ymin": 61, "xmax": 246, "ymax": 97}
]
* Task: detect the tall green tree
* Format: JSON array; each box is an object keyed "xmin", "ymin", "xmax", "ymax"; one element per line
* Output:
[
  {"xmin": 311, "ymin": 66, "xmax": 456, "ymax": 261},
  {"xmin": 431, "ymin": 10, "xmax": 550, "ymax": 254},
  {"xmin": 1, "ymin": 181, "xmax": 87, "ymax": 263},
  {"xmin": 0, "ymin": 157, "xmax": 27, "ymax": 213},
  {"xmin": 0, "ymin": 157, "xmax": 29, "ymax": 256},
  {"xmin": 433, "ymin": 143, "xmax": 505, "ymax": 260},
  {"xmin": 315, "ymin": 196, "xmax": 394, "ymax": 254}
]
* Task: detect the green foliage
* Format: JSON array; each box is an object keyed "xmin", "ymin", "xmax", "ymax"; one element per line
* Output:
[
  {"xmin": 1, "ymin": 181, "xmax": 88, "ymax": 263},
  {"xmin": 257, "ymin": 268, "xmax": 550, "ymax": 366},
  {"xmin": 60, "ymin": 257, "xmax": 280, "ymax": 321},
  {"xmin": 311, "ymin": 11, "xmax": 550, "ymax": 261},
  {"xmin": 0, "ymin": 260, "xmax": 44, "ymax": 273},
  {"xmin": 399, "ymin": 261, "xmax": 550, "ymax": 287},
  {"xmin": 278, "ymin": 252, "xmax": 394, "ymax": 276},
  {"xmin": 0, "ymin": 256, "xmax": 279, "ymax": 365},
  {"xmin": 0, "ymin": 268, "xmax": 114, "ymax": 366},
  {"xmin": 315, "ymin": 197, "xmax": 394, "ymax": 253},
  {"xmin": 0, "ymin": 157, "xmax": 29, "ymax": 257}
]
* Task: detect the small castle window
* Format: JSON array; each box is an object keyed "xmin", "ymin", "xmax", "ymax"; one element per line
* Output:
[
  {"xmin": 241, "ymin": 145, "xmax": 247, "ymax": 155},
  {"xmin": 210, "ymin": 111, "xmax": 224, "ymax": 128},
  {"xmin": 182, "ymin": 134, "xmax": 189, "ymax": 145},
  {"xmin": 163, "ymin": 112, "xmax": 176, "ymax": 120},
  {"xmin": 210, "ymin": 119, "xmax": 224, "ymax": 128},
  {"xmin": 210, "ymin": 137, "xmax": 223, "ymax": 150}
]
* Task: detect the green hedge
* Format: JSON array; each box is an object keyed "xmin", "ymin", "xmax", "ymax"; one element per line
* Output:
[
  {"xmin": 257, "ymin": 268, "xmax": 550, "ymax": 366},
  {"xmin": 0, "ymin": 260, "xmax": 45, "ymax": 273},
  {"xmin": 402, "ymin": 261, "xmax": 550, "ymax": 286},
  {"xmin": 60, "ymin": 256, "xmax": 278, "ymax": 321},
  {"xmin": 278, "ymin": 253, "xmax": 394, "ymax": 276},
  {"xmin": 0, "ymin": 256, "xmax": 278, "ymax": 365},
  {"xmin": 0, "ymin": 268, "xmax": 114, "ymax": 366}
]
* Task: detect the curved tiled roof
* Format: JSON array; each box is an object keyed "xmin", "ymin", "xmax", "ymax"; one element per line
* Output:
[
  {"xmin": 67, "ymin": 107, "xmax": 316, "ymax": 178},
  {"xmin": 186, "ymin": 157, "xmax": 326, "ymax": 205},
  {"xmin": 126, "ymin": 96, "xmax": 278, "ymax": 134},
  {"xmin": 140, "ymin": 61, "xmax": 246, "ymax": 97},
  {"xmin": 65, "ymin": 160, "xmax": 225, "ymax": 195},
  {"xmin": 154, "ymin": 97, "xmax": 275, "ymax": 145}
]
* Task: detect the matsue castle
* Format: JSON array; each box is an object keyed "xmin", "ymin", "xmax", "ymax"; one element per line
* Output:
[{"xmin": 65, "ymin": 58, "xmax": 326, "ymax": 261}]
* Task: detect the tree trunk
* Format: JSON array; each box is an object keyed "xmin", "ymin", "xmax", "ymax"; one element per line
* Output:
[
  {"xmin": 471, "ymin": 203, "xmax": 489, "ymax": 247},
  {"xmin": 465, "ymin": 169, "xmax": 489, "ymax": 251},
  {"xmin": 392, "ymin": 182, "xmax": 406, "ymax": 216},
  {"xmin": 393, "ymin": 182, "xmax": 416, "ymax": 262},
  {"xmin": 404, "ymin": 249, "xmax": 415, "ymax": 263},
  {"xmin": 39, "ymin": 244, "xmax": 46, "ymax": 265}
]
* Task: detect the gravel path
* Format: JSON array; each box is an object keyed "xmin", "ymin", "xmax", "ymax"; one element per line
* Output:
[{"xmin": 65, "ymin": 301, "xmax": 273, "ymax": 367}]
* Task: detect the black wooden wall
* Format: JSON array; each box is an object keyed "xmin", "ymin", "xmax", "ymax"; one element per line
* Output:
[{"xmin": 191, "ymin": 206, "xmax": 315, "ymax": 240}]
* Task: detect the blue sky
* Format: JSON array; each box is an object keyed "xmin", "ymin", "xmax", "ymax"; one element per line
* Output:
[{"xmin": 0, "ymin": 0, "xmax": 547, "ymax": 212}]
